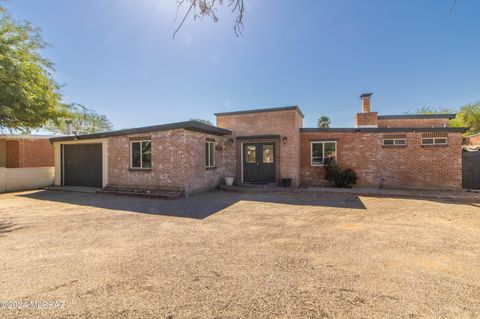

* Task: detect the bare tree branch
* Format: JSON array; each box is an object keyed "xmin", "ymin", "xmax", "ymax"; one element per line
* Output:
[
  {"xmin": 173, "ymin": 0, "xmax": 195, "ymax": 39},
  {"xmin": 450, "ymin": 0, "xmax": 457, "ymax": 14},
  {"xmin": 173, "ymin": 0, "xmax": 245, "ymax": 39}
]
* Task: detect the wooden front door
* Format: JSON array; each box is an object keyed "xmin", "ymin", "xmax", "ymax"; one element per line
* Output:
[{"xmin": 243, "ymin": 143, "xmax": 276, "ymax": 183}]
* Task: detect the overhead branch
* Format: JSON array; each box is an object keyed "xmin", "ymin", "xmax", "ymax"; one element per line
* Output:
[{"xmin": 173, "ymin": 0, "xmax": 245, "ymax": 39}]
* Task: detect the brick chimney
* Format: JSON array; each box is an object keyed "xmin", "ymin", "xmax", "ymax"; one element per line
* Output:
[{"xmin": 355, "ymin": 93, "xmax": 378, "ymax": 128}]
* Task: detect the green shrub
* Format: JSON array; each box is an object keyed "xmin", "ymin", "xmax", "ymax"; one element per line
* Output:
[{"xmin": 324, "ymin": 160, "xmax": 358, "ymax": 188}]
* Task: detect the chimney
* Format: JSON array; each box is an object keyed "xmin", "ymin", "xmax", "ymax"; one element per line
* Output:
[
  {"xmin": 65, "ymin": 120, "xmax": 73, "ymax": 135},
  {"xmin": 355, "ymin": 92, "xmax": 378, "ymax": 128},
  {"xmin": 360, "ymin": 93, "xmax": 373, "ymax": 113}
]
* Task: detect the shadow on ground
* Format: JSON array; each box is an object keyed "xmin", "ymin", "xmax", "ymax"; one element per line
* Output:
[{"xmin": 18, "ymin": 189, "xmax": 367, "ymax": 219}]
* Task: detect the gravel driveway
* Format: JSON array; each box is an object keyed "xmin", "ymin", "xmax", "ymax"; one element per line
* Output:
[{"xmin": 0, "ymin": 189, "xmax": 479, "ymax": 319}]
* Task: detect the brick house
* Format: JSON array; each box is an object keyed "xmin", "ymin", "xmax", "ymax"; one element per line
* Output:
[
  {"xmin": 50, "ymin": 94, "xmax": 466, "ymax": 194},
  {"xmin": 0, "ymin": 135, "xmax": 55, "ymax": 192},
  {"xmin": 0, "ymin": 135, "xmax": 54, "ymax": 168}
]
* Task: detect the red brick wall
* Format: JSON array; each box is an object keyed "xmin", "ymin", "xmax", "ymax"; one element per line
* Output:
[
  {"xmin": 216, "ymin": 109, "xmax": 303, "ymax": 186},
  {"xmin": 18, "ymin": 139, "xmax": 54, "ymax": 167},
  {"xmin": 107, "ymin": 129, "xmax": 233, "ymax": 194},
  {"xmin": 5, "ymin": 139, "xmax": 54, "ymax": 168},
  {"xmin": 300, "ymin": 131, "xmax": 462, "ymax": 190},
  {"xmin": 6, "ymin": 140, "xmax": 19, "ymax": 168},
  {"xmin": 378, "ymin": 118, "xmax": 449, "ymax": 128},
  {"xmin": 355, "ymin": 112, "xmax": 378, "ymax": 127},
  {"xmin": 183, "ymin": 131, "xmax": 235, "ymax": 194}
]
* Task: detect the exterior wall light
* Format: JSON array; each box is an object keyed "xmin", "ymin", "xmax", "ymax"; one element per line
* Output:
[{"xmin": 282, "ymin": 136, "xmax": 288, "ymax": 145}]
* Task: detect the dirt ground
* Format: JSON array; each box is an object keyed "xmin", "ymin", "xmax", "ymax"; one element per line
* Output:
[{"xmin": 0, "ymin": 189, "xmax": 479, "ymax": 319}]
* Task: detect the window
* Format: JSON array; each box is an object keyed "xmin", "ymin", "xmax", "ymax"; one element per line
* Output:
[
  {"xmin": 311, "ymin": 141, "xmax": 336, "ymax": 166},
  {"xmin": 421, "ymin": 137, "xmax": 448, "ymax": 146},
  {"xmin": 246, "ymin": 145, "xmax": 256, "ymax": 163},
  {"xmin": 130, "ymin": 140, "xmax": 152, "ymax": 169},
  {"xmin": 205, "ymin": 141, "xmax": 215, "ymax": 168},
  {"xmin": 263, "ymin": 145, "xmax": 274, "ymax": 163},
  {"xmin": 383, "ymin": 138, "xmax": 407, "ymax": 146}
]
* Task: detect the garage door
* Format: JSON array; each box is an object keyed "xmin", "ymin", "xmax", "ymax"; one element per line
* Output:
[{"xmin": 63, "ymin": 144, "xmax": 103, "ymax": 188}]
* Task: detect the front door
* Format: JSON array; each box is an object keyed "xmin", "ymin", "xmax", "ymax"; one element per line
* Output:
[{"xmin": 243, "ymin": 143, "xmax": 276, "ymax": 183}]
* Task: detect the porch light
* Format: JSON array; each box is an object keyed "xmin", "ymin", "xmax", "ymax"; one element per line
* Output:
[
  {"xmin": 282, "ymin": 136, "xmax": 288, "ymax": 145},
  {"xmin": 227, "ymin": 138, "xmax": 234, "ymax": 145}
]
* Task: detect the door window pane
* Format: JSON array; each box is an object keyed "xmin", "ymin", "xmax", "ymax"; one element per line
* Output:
[
  {"xmin": 263, "ymin": 145, "xmax": 274, "ymax": 163},
  {"xmin": 246, "ymin": 145, "xmax": 256, "ymax": 163},
  {"xmin": 131, "ymin": 142, "xmax": 141, "ymax": 168}
]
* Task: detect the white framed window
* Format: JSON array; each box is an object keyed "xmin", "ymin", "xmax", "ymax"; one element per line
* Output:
[
  {"xmin": 130, "ymin": 140, "xmax": 152, "ymax": 169},
  {"xmin": 421, "ymin": 137, "xmax": 448, "ymax": 146},
  {"xmin": 311, "ymin": 141, "xmax": 337, "ymax": 166},
  {"xmin": 205, "ymin": 141, "xmax": 215, "ymax": 168},
  {"xmin": 383, "ymin": 138, "xmax": 407, "ymax": 146}
]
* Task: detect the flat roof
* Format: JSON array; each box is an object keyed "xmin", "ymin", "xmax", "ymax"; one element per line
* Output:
[
  {"xmin": 378, "ymin": 114, "xmax": 457, "ymax": 120},
  {"xmin": 300, "ymin": 127, "xmax": 468, "ymax": 133},
  {"xmin": 215, "ymin": 106, "xmax": 304, "ymax": 118},
  {"xmin": 0, "ymin": 134, "xmax": 58, "ymax": 139},
  {"xmin": 50, "ymin": 121, "xmax": 232, "ymax": 142}
]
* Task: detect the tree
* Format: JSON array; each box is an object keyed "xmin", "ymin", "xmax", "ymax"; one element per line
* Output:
[
  {"xmin": 174, "ymin": 0, "xmax": 245, "ymax": 39},
  {"xmin": 317, "ymin": 116, "xmax": 331, "ymax": 128},
  {"xmin": 416, "ymin": 103, "xmax": 480, "ymax": 135},
  {"xmin": 457, "ymin": 102, "xmax": 480, "ymax": 134},
  {"xmin": 190, "ymin": 118, "xmax": 213, "ymax": 126},
  {"xmin": 0, "ymin": 6, "xmax": 62, "ymax": 132},
  {"xmin": 416, "ymin": 106, "xmax": 457, "ymax": 114},
  {"xmin": 45, "ymin": 103, "xmax": 113, "ymax": 135}
]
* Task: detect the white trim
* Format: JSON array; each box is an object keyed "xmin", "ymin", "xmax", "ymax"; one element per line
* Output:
[
  {"xmin": 383, "ymin": 138, "xmax": 407, "ymax": 146},
  {"xmin": 61, "ymin": 144, "xmax": 64, "ymax": 186},
  {"xmin": 240, "ymin": 142, "xmax": 244, "ymax": 183},
  {"xmin": 421, "ymin": 137, "xmax": 448, "ymax": 146},
  {"xmin": 130, "ymin": 140, "xmax": 152, "ymax": 169},
  {"xmin": 205, "ymin": 140, "xmax": 215, "ymax": 168},
  {"xmin": 355, "ymin": 125, "xmax": 378, "ymax": 128},
  {"xmin": 52, "ymin": 138, "xmax": 108, "ymax": 188},
  {"xmin": 310, "ymin": 141, "xmax": 337, "ymax": 166}
]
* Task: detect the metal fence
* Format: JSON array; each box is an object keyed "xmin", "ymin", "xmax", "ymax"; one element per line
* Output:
[{"xmin": 463, "ymin": 150, "xmax": 480, "ymax": 190}]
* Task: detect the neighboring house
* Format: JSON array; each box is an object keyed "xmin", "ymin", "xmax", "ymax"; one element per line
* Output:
[
  {"xmin": 465, "ymin": 133, "xmax": 480, "ymax": 147},
  {"xmin": 0, "ymin": 135, "xmax": 55, "ymax": 192},
  {"xmin": 50, "ymin": 93, "xmax": 466, "ymax": 195}
]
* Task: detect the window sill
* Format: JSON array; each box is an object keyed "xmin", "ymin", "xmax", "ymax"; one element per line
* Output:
[
  {"xmin": 206, "ymin": 166, "xmax": 216, "ymax": 170},
  {"xmin": 129, "ymin": 168, "xmax": 152, "ymax": 172},
  {"xmin": 382, "ymin": 145, "xmax": 407, "ymax": 148}
]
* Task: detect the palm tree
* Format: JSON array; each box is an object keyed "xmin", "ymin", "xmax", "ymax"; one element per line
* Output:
[{"xmin": 317, "ymin": 116, "xmax": 331, "ymax": 128}]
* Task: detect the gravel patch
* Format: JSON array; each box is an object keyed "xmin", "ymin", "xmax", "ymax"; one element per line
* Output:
[{"xmin": 0, "ymin": 189, "xmax": 479, "ymax": 318}]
